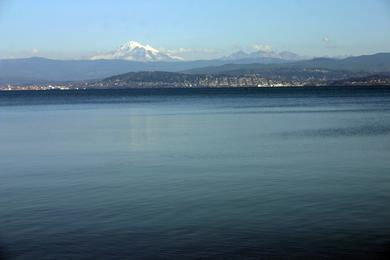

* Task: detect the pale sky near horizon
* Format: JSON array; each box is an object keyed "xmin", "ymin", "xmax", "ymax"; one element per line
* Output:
[{"xmin": 1, "ymin": 0, "xmax": 390, "ymax": 59}]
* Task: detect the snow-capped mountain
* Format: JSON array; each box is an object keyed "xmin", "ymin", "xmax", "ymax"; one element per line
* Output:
[
  {"xmin": 91, "ymin": 41, "xmax": 183, "ymax": 62},
  {"xmin": 222, "ymin": 50, "xmax": 303, "ymax": 61}
]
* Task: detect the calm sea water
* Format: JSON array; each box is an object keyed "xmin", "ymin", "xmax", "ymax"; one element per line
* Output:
[{"xmin": 1, "ymin": 87, "xmax": 390, "ymax": 259}]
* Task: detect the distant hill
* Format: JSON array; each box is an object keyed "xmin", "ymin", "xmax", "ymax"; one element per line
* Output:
[
  {"xmin": 0, "ymin": 57, "xmax": 292, "ymax": 84},
  {"xmin": 297, "ymin": 53, "xmax": 390, "ymax": 71},
  {"xmin": 83, "ymin": 71, "xmax": 231, "ymax": 88},
  {"xmin": 184, "ymin": 53, "xmax": 390, "ymax": 75},
  {"xmin": 103, "ymin": 71, "xmax": 202, "ymax": 83},
  {"xmin": 72, "ymin": 70, "xmax": 390, "ymax": 90},
  {"xmin": 0, "ymin": 57, "xmax": 216, "ymax": 84},
  {"xmin": 80, "ymin": 71, "xmax": 303, "ymax": 89}
]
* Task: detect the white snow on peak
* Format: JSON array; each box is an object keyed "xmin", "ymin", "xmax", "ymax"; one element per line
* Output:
[{"xmin": 91, "ymin": 41, "xmax": 183, "ymax": 62}]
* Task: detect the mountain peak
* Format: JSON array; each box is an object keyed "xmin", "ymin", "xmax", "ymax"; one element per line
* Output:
[
  {"xmin": 223, "ymin": 51, "xmax": 250, "ymax": 60},
  {"xmin": 119, "ymin": 41, "xmax": 157, "ymax": 52},
  {"xmin": 223, "ymin": 49, "xmax": 303, "ymax": 62},
  {"xmin": 91, "ymin": 41, "xmax": 183, "ymax": 62}
]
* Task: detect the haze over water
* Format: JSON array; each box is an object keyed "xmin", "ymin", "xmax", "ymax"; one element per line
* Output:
[{"xmin": 1, "ymin": 87, "xmax": 390, "ymax": 259}]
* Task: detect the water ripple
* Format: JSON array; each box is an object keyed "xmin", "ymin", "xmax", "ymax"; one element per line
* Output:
[{"xmin": 280, "ymin": 125, "xmax": 390, "ymax": 137}]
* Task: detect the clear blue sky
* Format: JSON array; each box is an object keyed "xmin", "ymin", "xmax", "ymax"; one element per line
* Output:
[{"xmin": 1, "ymin": 0, "xmax": 390, "ymax": 59}]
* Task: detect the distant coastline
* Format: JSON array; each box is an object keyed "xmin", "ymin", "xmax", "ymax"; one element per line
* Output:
[
  {"xmin": 1, "ymin": 84, "xmax": 390, "ymax": 92},
  {"xmin": 1, "ymin": 72, "xmax": 389, "ymax": 91}
]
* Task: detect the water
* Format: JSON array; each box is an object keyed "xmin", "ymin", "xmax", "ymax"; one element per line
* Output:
[{"xmin": 1, "ymin": 87, "xmax": 390, "ymax": 259}]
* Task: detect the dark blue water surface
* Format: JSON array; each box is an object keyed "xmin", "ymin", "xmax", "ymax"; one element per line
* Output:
[{"xmin": 1, "ymin": 87, "xmax": 390, "ymax": 259}]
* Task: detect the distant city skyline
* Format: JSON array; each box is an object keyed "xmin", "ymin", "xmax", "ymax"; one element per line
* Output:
[{"xmin": 1, "ymin": 0, "xmax": 390, "ymax": 60}]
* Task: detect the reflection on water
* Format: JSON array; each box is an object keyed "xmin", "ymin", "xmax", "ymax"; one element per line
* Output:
[
  {"xmin": 127, "ymin": 116, "xmax": 156, "ymax": 148},
  {"xmin": 0, "ymin": 87, "xmax": 390, "ymax": 259}
]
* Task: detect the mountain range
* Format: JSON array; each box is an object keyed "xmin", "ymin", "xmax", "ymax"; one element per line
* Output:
[
  {"xmin": 90, "ymin": 41, "xmax": 303, "ymax": 63},
  {"xmin": 222, "ymin": 50, "xmax": 303, "ymax": 63},
  {"xmin": 184, "ymin": 53, "xmax": 390, "ymax": 75},
  {"xmin": 0, "ymin": 41, "xmax": 390, "ymax": 85}
]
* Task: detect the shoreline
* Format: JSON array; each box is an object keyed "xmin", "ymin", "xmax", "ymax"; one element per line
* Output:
[{"xmin": 1, "ymin": 84, "xmax": 390, "ymax": 92}]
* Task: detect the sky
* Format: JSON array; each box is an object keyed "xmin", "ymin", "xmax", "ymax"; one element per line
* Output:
[{"xmin": 1, "ymin": 0, "xmax": 390, "ymax": 60}]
